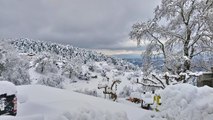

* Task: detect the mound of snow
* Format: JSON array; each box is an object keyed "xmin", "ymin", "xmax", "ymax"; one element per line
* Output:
[{"xmin": 159, "ymin": 84, "xmax": 213, "ymax": 120}]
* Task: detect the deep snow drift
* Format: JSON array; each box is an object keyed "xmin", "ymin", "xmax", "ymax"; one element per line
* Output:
[
  {"xmin": 153, "ymin": 84, "xmax": 213, "ymax": 120},
  {"xmin": 0, "ymin": 84, "xmax": 213, "ymax": 120}
]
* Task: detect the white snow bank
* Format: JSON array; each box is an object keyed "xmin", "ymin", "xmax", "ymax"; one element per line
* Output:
[
  {"xmin": 158, "ymin": 84, "xmax": 213, "ymax": 120},
  {"xmin": 1, "ymin": 85, "xmax": 150, "ymax": 120},
  {"xmin": 0, "ymin": 81, "xmax": 17, "ymax": 95}
]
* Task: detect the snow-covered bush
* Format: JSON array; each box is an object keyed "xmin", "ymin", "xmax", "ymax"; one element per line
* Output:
[
  {"xmin": 35, "ymin": 57, "xmax": 58, "ymax": 74},
  {"xmin": 102, "ymin": 64, "xmax": 111, "ymax": 72},
  {"xmin": 100, "ymin": 70, "xmax": 106, "ymax": 77},
  {"xmin": 115, "ymin": 65, "xmax": 124, "ymax": 71},
  {"xmin": 119, "ymin": 86, "xmax": 133, "ymax": 98},
  {"xmin": 2, "ymin": 67, "xmax": 31, "ymax": 85},
  {"xmin": 37, "ymin": 75, "xmax": 65, "ymax": 89},
  {"xmin": 62, "ymin": 64, "xmax": 75, "ymax": 79},
  {"xmin": 88, "ymin": 65, "xmax": 95, "ymax": 72},
  {"xmin": 77, "ymin": 72, "xmax": 90, "ymax": 81},
  {"xmin": 126, "ymin": 73, "xmax": 133, "ymax": 80},
  {"xmin": 113, "ymin": 71, "xmax": 124, "ymax": 77}
]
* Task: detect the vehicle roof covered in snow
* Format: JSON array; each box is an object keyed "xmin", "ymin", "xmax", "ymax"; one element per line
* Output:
[{"xmin": 0, "ymin": 81, "xmax": 17, "ymax": 95}]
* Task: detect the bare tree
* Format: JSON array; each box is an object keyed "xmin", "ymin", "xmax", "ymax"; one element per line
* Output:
[
  {"xmin": 130, "ymin": 0, "xmax": 213, "ymax": 74},
  {"xmin": 98, "ymin": 80, "xmax": 121, "ymax": 101}
]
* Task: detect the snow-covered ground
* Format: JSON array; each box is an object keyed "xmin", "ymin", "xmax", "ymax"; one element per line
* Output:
[
  {"xmin": 0, "ymin": 85, "xmax": 152, "ymax": 120},
  {"xmin": 0, "ymin": 84, "xmax": 213, "ymax": 120}
]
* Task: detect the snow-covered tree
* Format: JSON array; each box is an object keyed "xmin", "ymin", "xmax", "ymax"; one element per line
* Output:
[
  {"xmin": 130, "ymin": 0, "xmax": 213, "ymax": 74},
  {"xmin": 35, "ymin": 54, "xmax": 58, "ymax": 74},
  {"xmin": 62, "ymin": 56, "xmax": 83, "ymax": 80},
  {"xmin": 62, "ymin": 63, "xmax": 74, "ymax": 79},
  {"xmin": 0, "ymin": 40, "xmax": 31, "ymax": 85},
  {"xmin": 37, "ymin": 74, "xmax": 65, "ymax": 89},
  {"xmin": 206, "ymin": 0, "xmax": 213, "ymax": 32}
]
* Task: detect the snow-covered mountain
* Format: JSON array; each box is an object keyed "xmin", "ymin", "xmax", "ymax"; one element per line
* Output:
[{"xmin": 10, "ymin": 38, "xmax": 137, "ymax": 70}]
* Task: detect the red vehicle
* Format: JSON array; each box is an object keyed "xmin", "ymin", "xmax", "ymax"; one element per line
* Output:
[{"xmin": 0, "ymin": 81, "xmax": 17, "ymax": 116}]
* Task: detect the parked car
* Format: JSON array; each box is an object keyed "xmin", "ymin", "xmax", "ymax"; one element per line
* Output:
[{"xmin": 0, "ymin": 81, "xmax": 17, "ymax": 116}]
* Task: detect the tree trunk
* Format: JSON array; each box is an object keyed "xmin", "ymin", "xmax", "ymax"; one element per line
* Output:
[{"xmin": 183, "ymin": 28, "xmax": 191, "ymax": 72}]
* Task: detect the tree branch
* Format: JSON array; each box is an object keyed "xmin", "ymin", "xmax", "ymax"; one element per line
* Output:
[
  {"xmin": 142, "ymin": 78, "xmax": 158, "ymax": 85},
  {"xmin": 152, "ymin": 74, "xmax": 166, "ymax": 88},
  {"xmin": 136, "ymin": 80, "xmax": 164, "ymax": 89}
]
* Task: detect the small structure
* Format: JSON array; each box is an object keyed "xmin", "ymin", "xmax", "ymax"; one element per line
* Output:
[{"xmin": 197, "ymin": 67, "xmax": 213, "ymax": 87}]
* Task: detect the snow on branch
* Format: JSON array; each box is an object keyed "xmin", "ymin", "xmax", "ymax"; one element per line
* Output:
[
  {"xmin": 152, "ymin": 74, "xmax": 166, "ymax": 88},
  {"xmin": 135, "ymin": 70, "xmax": 202, "ymax": 90},
  {"xmin": 136, "ymin": 77, "xmax": 165, "ymax": 89},
  {"xmin": 136, "ymin": 79, "xmax": 164, "ymax": 89}
]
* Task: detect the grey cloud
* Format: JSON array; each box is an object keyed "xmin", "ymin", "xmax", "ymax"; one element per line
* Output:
[{"xmin": 0, "ymin": 0, "xmax": 160, "ymax": 50}]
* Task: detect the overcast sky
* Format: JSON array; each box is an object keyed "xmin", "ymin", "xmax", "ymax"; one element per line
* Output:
[{"xmin": 0, "ymin": 0, "xmax": 161, "ymax": 55}]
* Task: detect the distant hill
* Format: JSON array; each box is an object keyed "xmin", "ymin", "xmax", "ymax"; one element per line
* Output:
[
  {"xmin": 10, "ymin": 38, "xmax": 137, "ymax": 70},
  {"xmin": 113, "ymin": 54, "xmax": 164, "ymax": 69}
]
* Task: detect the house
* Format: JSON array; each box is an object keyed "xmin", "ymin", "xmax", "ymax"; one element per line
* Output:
[{"xmin": 197, "ymin": 67, "xmax": 213, "ymax": 87}]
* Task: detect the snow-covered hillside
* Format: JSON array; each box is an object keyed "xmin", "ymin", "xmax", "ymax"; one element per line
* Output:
[
  {"xmin": 3, "ymin": 38, "xmax": 147, "ymax": 99},
  {"xmin": 10, "ymin": 38, "xmax": 137, "ymax": 70}
]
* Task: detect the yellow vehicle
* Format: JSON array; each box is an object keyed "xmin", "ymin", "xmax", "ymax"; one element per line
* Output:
[
  {"xmin": 153, "ymin": 95, "xmax": 161, "ymax": 111},
  {"xmin": 141, "ymin": 91, "xmax": 161, "ymax": 111}
]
